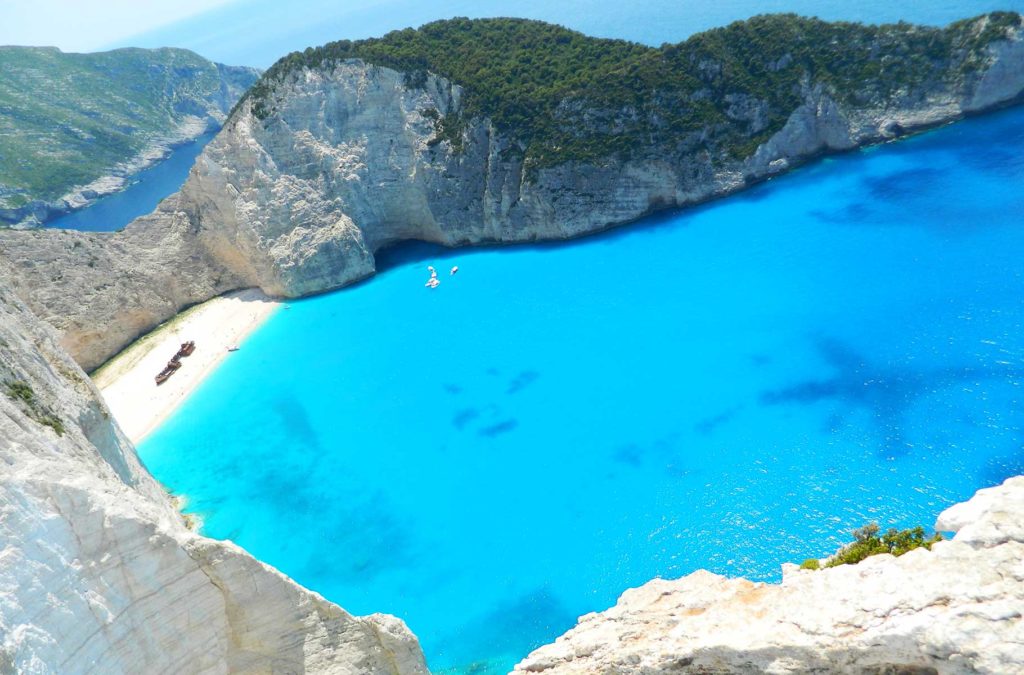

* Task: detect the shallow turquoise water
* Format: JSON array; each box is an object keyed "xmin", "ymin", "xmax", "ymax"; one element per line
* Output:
[
  {"xmin": 45, "ymin": 130, "xmax": 215, "ymax": 232},
  {"xmin": 140, "ymin": 105, "xmax": 1024, "ymax": 673}
]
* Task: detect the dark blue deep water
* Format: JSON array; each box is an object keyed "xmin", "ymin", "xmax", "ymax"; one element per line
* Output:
[
  {"xmin": 45, "ymin": 130, "xmax": 215, "ymax": 232},
  {"xmin": 140, "ymin": 106, "xmax": 1024, "ymax": 673}
]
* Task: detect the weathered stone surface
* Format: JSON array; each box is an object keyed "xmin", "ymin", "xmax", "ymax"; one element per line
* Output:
[
  {"xmin": 0, "ymin": 285, "xmax": 428, "ymax": 674},
  {"xmin": 2, "ymin": 22, "xmax": 1023, "ymax": 372},
  {"xmin": 936, "ymin": 476, "xmax": 1024, "ymax": 548},
  {"xmin": 0, "ymin": 209, "xmax": 249, "ymax": 372},
  {"xmin": 514, "ymin": 476, "xmax": 1024, "ymax": 675},
  {"xmin": 3, "ymin": 19, "xmax": 1022, "ymax": 674}
]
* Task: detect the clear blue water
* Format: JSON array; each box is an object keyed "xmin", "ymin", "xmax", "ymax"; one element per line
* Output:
[
  {"xmin": 139, "ymin": 105, "xmax": 1024, "ymax": 673},
  {"xmin": 81, "ymin": 0, "xmax": 1022, "ymax": 234},
  {"xmin": 119, "ymin": 0, "xmax": 1024, "ymax": 68},
  {"xmin": 45, "ymin": 130, "xmax": 216, "ymax": 232}
]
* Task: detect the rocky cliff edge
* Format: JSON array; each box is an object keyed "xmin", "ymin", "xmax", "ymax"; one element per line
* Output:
[
  {"xmin": 514, "ymin": 476, "xmax": 1024, "ymax": 674},
  {"xmin": 1, "ymin": 18, "xmax": 1023, "ymax": 372},
  {"xmin": 0, "ymin": 284, "xmax": 427, "ymax": 674}
]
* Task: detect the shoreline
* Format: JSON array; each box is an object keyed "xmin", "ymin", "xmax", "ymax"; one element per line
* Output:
[
  {"xmin": 92, "ymin": 288, "xmax": 280, "ymax": 444},
  {"xmin": 3, "ymin": 117, "xmax": 217, "ymax": 229}
]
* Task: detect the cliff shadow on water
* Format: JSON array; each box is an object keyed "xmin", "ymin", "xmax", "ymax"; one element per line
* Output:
[{"xmin": 374, "ymin": 240, "xmax": 453, "ymax": 272}]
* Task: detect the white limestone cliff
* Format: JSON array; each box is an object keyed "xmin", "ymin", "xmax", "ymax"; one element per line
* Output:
[
  {"xmin": 0, "ymin": 18, "xmax": 1021, "ymax": 675},
  {"xmin": 0, "ymin": 284, "xmax": 428, "ymax": 674},
  {"xmin": 2, "ymin": 21, "xmax": 1023, "ymax": 372},
  {"xmin": 514, "ymin": 476, "xmax": 1024, "ymax": 674}
]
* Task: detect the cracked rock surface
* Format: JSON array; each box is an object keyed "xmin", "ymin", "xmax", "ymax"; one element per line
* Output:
[{"xmin": 0, "ymin": 285, "xmax": 427, "ymax": 674}]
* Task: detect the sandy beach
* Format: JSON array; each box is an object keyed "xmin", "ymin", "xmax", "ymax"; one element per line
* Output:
[{"xmin": 93, "ymin": 289, "xmax": 280, "ymax": 444}]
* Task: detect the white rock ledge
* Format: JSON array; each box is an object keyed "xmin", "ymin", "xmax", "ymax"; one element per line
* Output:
[
  {"xmin": 0, "ymin": 285, "xmax": 428, "ymax": 674},
  {"xmin": 514, "ymin": 476, "xmax": 1024, "ymax": 674}
]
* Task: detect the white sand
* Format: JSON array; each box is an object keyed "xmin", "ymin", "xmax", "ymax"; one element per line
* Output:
[{"xmin": 93, "ymin": 289, "xmax": 280, "ymax": 444}]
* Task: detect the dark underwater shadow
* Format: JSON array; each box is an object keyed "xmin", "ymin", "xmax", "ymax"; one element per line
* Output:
[
  {"xmin": 372, "ymin": 105, "xmax": 1024, "ymax": 277},
  {"xmin": 760, "ymin": 336, "xmax": 1024, "ymax": 460},
  {"xmin": 431, "ymin": 586, "xmax": 578, "ymax": 675}
]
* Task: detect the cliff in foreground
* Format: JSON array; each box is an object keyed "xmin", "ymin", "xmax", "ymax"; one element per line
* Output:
[
  {"xmin": 0, "ymin": 284, "xmax": 427, "ymax": 673},
  {"xmin": 1, "ymin": 14, "xmax": 1023, "ymax": 371},
  {"xmin": 0, "ymin": 46, "xmax": 259, "ymax": 227},
  {"xmin": 515, "ymin": 476, "xmax": 1024, "ymax": 674}
]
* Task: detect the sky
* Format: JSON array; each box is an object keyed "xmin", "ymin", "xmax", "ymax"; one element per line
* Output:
[{"xmin": 1, "ymin": 0, "xmax": 238, "ymax": 53}]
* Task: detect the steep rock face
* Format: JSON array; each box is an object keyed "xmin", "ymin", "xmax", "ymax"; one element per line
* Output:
[
  {"xmin": 514, "ymin": 476, "xmax": 1024, "ymax": 674},
  {"xmin": 0, "ymin": 285, "xmax": 428, "ymax": 673},
  {"xmin": 2, "ymin": 20, "xmax": 1024, "ymax": 371},
  {"xmin": 0, "ymin": 216, "xmax": 246, "ymax": 372}
]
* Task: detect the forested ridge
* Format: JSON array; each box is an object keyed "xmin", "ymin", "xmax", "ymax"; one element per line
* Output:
[{"xmin": 241, "ymin": 12, "xmax": 1022, "ymax": 169}]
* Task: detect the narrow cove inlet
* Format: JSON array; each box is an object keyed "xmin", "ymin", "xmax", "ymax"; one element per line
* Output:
[
  {"xmin": 43, "ymin": 130, "xmax": 218, "ymax": 232},
  {"xmin": 138, "ymin": 105, "xmax": 1024, "ymax": 674}
]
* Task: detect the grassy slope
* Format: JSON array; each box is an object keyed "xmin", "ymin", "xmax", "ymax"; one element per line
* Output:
[
  {"xmin": 245, "ymin": 12, "xmax": 1022, "ymax": 170},
  {"xmin": 0, "ymin": 47, "xmax": 257, "ymax": 206}
]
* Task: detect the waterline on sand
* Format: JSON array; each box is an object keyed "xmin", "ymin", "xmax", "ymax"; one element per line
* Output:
[{"xmin": 93, "ymin": 289, "xmax": 279, "ymax": 443}]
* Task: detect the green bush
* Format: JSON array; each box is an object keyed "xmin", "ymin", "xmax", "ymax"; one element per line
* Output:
[
  {"xmin": 4, "ymin": 379, "xmax": 65, "ymax": 436},
  {"xmin": 239, "ymin": 12, "xmax": 1021, "ymax": 171},
  {"xmin": 824, "ymin": 522, "xmax": 943, "ymax": 568},
  {"xmin": 5, "ymin": 380, "xmax": 35, "ymax": 404},
  {"xmin": 37, "ymin": 413, "xmax": 66, "ymax": 437},
  {"xmin": 800, "ymin": 558, "xmax": 820, "ymax": 570}
]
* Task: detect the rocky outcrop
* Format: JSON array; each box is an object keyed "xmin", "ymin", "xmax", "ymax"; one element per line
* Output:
[
  {"xmin": 2, "ymin": 17, "xmax": 1024, "ymax": 373},
  {"xmin": 514, "ymin": 476, "xmax": 1024, "ymax": 674},
  {"xmin": 0, "ymin": 284, "xmax": 428, "ymax": 673},
  {"xmin": 0, "ymin": 214, "xmax": 248, "ymax": 373}
]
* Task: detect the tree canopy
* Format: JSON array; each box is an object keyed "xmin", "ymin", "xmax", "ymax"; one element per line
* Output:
[{"xmin": 242, "ymin": 13, "xmax": 1022, "ymax": 169}]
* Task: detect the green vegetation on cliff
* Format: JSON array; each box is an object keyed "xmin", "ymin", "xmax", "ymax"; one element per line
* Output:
[
  {"xmin": 802, "ymin": 522, "xmax": 944, "ymax": 570},
  {"xmin": 244, "ymin": 12, "xmax": 1021, "ymax": 171},
  {"xmin": 4, "ymin": 380, "xmax": 64, "ymax": 436},
  {"xmin": 825, "ymin": 522, "xmax": 943, "ymax": 567},
  {"xmin": 0, "ymin": 47, "xmax": 258, "ymax": 214}
]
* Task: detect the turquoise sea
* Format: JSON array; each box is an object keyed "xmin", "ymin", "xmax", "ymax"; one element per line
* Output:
[
  {"xmin": 45, "ymin": 130, "xmax": 215, "ymax": 233},
  {"xmin": 139, "ymin": 104, "xmax": 1024, "ymax": 673}
]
